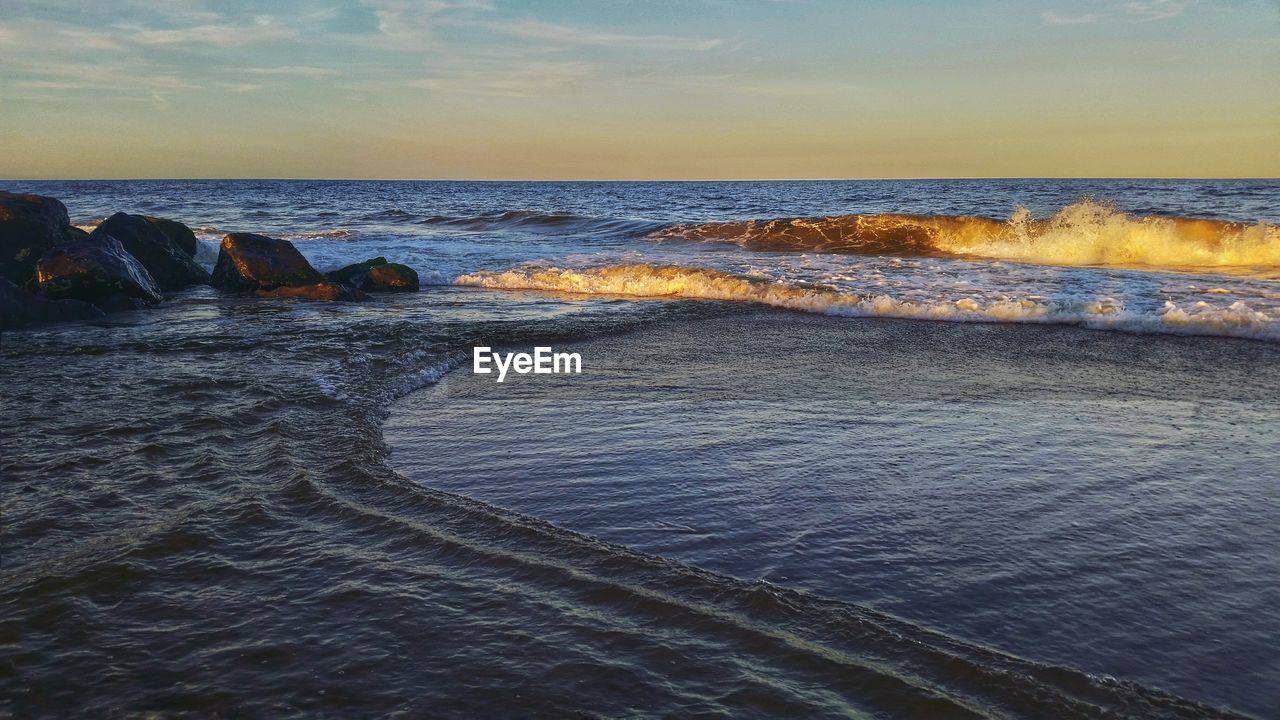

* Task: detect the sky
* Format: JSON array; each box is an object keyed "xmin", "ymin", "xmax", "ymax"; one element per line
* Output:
[{"xmin": 0, "ymin": 0, "xmax": 1277, "ymax": 179}]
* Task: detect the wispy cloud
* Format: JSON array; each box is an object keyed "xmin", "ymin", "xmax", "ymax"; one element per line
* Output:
[
  {"xmin": 360, "ymin": 0, "xmax": 494, "ymax": 44},
  {"xmin": 491, "ymin": 20, "xmax": 724, "ymax": 52},
  {"xmin": 1042, "ymin": 9, "xmax": 1102, "ymax": 25},
  {"xmin": 11, "ymin": 60, "xmax": 201, "ymax": 94},
  {"xmin": 410, "ymin": 60, "xmax": 593, "ymax": 97},
  {"xmin": 629, "ymin": 71, "xmax": 859, "ymax": 97},
  {"xmin": 1041, "ymin": 2, "xmax": 1194, "ymax": 26},
  {"xmin": 242, "ymin": 66, "xmax": 340, "ymax": 78},
  {"xmin": 214, "ymin": 82, "xmax": 263, "ymax": 93},
  {"xmin": 118, "ymin": 15, "xmax": 294, "ymax": 48},
  {"xmin": 1121, "ymin": 0, "xmax": 1194, "ymax": 21}
]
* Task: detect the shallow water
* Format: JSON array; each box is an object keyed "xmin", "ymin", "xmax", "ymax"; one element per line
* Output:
[
  {"xmin": 387, "ymin": 313, "xmax": 1280, "ymax": 716},
  {"xmin": 2, "ymin": 179, "xmax": 1278, "ymax": 717}
]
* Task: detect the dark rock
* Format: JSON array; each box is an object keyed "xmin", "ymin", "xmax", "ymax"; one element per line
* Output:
[
  {"xmin": 364, "ymin": 263, "xmax": 419, "ymax": 292},
  {"xmin": 327, "ymin": 257, "xmax": 419, "ymax": 293},
  {"xmin": 327, "ymin": 257, "xmax": 388, "ymax": 286},
  {"xmin": 36, "ymin": 235, "xmax": 163, "ymax": 305},
  {"xmin": 0, "ymin": 191, "xmax": 77, "ymax": 286},
  {"xmin": 256, "ymin": 282, "xmax": 366, "ymax": 301},
  {"xmin": 1, "ymin": 277, "xmax": 104, "ymax": 330},
  {"xmin": 91, "ymin": 212, "xmax": 209, "ymax": 291},
  {"xmin": 212, "ymin": 232, "xmax": 326, "ymax": 292},
  {"xmin": 144, "ymin": 216, "xmax": 199, "ymax": 257}
]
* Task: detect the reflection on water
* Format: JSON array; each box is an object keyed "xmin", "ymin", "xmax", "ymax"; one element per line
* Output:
[{"xmin": 387, "ymin": 312, "xmax": 1280, "ymax": 716}]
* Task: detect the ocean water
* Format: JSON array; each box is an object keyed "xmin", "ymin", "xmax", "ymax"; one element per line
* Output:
[{"xmin": 2, "ymin": 179, "xmax": 1278, "ymax": 718}]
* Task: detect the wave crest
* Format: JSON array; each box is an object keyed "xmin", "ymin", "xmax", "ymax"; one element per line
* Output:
[
  {"xmin": 651, "ymin": 201, "xmax": 1279, "ymax": 271},
  {"xmin": 455, "ymin": 262, "xmax": 1278, "ymax": 341}
]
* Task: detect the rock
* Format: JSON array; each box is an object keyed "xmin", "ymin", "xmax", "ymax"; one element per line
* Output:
[
  {"xmin": 91, "ymin": 212, "xmax": 209, "ymax": 290},
  {"xmin": 327, "ymin": 257, "xmax": 419, "ymax": 293},
  {"xmin": 327, "ymin": 257, "xmax": 388, "ymax": 286},
  {"xmin": 255, "ymin": 282, "xmax": 361, "ymax": 301},
  {"xmin": 144, "ymin": 216, "xmax": 199, "ymax": 257},
  {"xmin": 1, "ymin": 277, "xmax": 104, "ymax": 330},
  {"xmin": 364, "ymin": 263, "xmax": 419, "ymax": 292},
  {"xmin": 212, "ymin": 232, "xmax": 327, "ymax": 292},
  {"xmin": 0, "ymin": 191, "xmax": 77, "ymax": 286},
  {"xmin": 36, "ymin": 235, "xmax": 163, "ymax": 305}
]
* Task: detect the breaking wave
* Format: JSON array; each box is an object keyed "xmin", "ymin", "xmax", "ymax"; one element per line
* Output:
[
  {"xmin": 456, "ymin": 263, "xmax": 1279, "ymax": 341},
  {"xmin": 651, "ymin": 201, "xmax": 1279, "ymax": 272}
]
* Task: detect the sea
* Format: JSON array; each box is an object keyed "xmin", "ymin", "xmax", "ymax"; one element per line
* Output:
[{"xmin": 2, "ymin": 179, "xmax": 1277, "ymax": 718}]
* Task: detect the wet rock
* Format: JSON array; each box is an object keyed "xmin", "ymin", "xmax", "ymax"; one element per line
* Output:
[
  {"xmin": 0, "ymin": 191, "xmax": 77, "ymax": 286},
  {"xmin": 364, "ymin": 263, "xmax": 419, "ymax": 292},
  {"xmin": 256, "ymin": 282, "xmax": 366, "ymax": 301},
  {"xmin": 1, "ymin": 277, "xmax": 104, "ymax": 330},
  {"xmin": 327, "ymin": 257, "xmax": 388, "ymax": 286},
  {"xmin": 327, "ymin": 257, "xmax": 420, "ymax": 292},
  {"xmin": 211, "ymin": 232, "xmax": 364, "ymax": 300},
  {"xmin": 143, "ymin": 216, "xmax": 199, "ymax": 257},
  {"xmin": 91, "ymin": 212, "xmax": 209, "ymax": 290},
  {"xmin": 212, "ymin": 232, "xmax": 327, "ymax": 292},
  {"xmin": 36, "ymin": 235, "xmax": 163, "ymax": 305}
]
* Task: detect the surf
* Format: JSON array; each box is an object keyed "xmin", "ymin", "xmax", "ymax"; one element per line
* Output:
[
  {"xmin": 455, "ymin": 262, "xmax": 1280, "ymax": 341},
  {"xmin": 649, "ymin": 200, "xmax": 1280, "ymax": 273}
]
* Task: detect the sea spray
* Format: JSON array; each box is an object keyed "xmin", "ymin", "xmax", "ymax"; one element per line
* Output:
[{"xmin": 651, "ymin": 200, "xmax": 1280, "ymax": 271}]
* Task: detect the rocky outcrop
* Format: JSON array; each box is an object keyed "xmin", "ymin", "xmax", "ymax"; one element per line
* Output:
[
  {"xmin": 212, "ymin": 232, "xmax": 325, "ymax": 290},
  {"xmin": 1, "ymin": 277, "xmax": 104, "ymax": 330},
  {"xmin": 91, "ymin": 212, "xmax": 209, "ymax": 290},
  {"xmin": 0, "ymin": 191, "xmax": 79, "ymax": 286},
  {"xmin": 36, "ymin": 236, "xmax": 163, "ymax": 305},
  {"xmin": 327, "ymin": 257, "xmax": 420, "ymax": 293},
  {"xmin": 144, "ymin": 216, "xmax": 199, "ymax": 257},
  {"xmin": 212, "ymin": 232, "xmax": 364, "ymax": 300}
]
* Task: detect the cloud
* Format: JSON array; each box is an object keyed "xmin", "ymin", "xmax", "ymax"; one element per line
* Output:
[
  {"xmin": 1120, "ymin": 0, "xmax": 1194, "ymax": 21},
  {"xmin": 214, "ymin": 82, "xmax": 262, "ymax": 93},
  {"xmin": 119, "ymin": 15, "xmax": 294, "ymax": 48},
  {"xmin": 410, "ymin": 60, "xmax": 593, "ymax": 97},
  {"xmin": 11, "ymin": 60, "xmax": 201, "ymax": 94},
  {"xmin": 1042, "ymin": 9, "xmax": 1102, "ymax": 25},
  {"xmin": 242, "ymin": 66, "xmax": 340, "ymax": 78},
  {"xmin": 491, "ymin": 20, "xmax": 724, "ymax": 52},
  {"xmin": 631, "ymin": 72, "xmax": 860, "ymax": 97},
  {"xmin": 359, "ymin": 0, "xmax": 494, "ymax": 43}
]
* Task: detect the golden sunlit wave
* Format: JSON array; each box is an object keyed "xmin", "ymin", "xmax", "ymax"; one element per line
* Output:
[
  {"xmin": 455, "ymin": 262, "xmax": 1277, "ymax": 340},
  {"xmin": 649, "ymin": 201, "xmax": 1279, "ymax": 271}
]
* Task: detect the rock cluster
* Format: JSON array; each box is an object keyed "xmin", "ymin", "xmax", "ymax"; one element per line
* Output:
[{"xmin": 1, "ymin": 191, "xmax": 424, "ymax": 331}]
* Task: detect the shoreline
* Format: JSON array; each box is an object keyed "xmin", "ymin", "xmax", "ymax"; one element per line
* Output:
[
  {"xmin": 386, "ymin": 309, "xmax": 1279, "ymax": 716},
  {"xmin": 5, "ymin": 179, "xmax": 1278, "ymax": 718}
]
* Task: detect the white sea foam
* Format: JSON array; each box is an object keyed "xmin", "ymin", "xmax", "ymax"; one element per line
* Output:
[
  {"xmin": 194, "ymin": 237, "xmax": 221, "ymax": 270},
  {"xmin": 456, "ymin": 263, "xmax": 1279, "ymax": 341},
  {"xmin": 944, "ymin": 202, "xmax": 1280, "ymax": 270}
]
